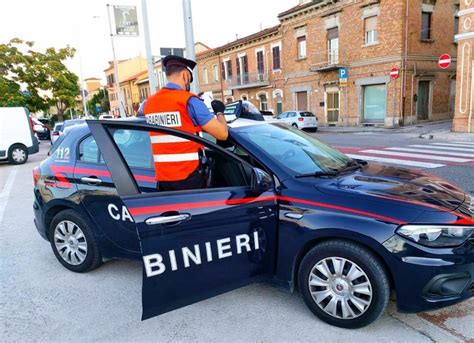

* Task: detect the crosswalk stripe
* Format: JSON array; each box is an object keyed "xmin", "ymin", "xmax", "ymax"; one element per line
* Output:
[
  {"xmin": 410, "ymin": 145, "xmax": 474, "ymax": 152},
  {"xmin": 346, "ymin": 154, "xmax": 444, "ymax": 168},
  {"xmin": 453, "ymin": 141, "xmax": 474, "ymax": 145},
  {"xmin": 430, "ymin": 143, "xmax": 474, "ymax": 148},
  {"xmin": 360, "ymin": 150, "xmax": 472, "ymax": 162},
  {"xmin": 386, "ymin": 147, "xmax": 474, "ymax": 158}
]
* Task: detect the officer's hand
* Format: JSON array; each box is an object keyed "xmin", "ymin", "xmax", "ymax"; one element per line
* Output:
[{"xmin": 211, "ymin": 100, "xmax": 225, "ymax": 115}]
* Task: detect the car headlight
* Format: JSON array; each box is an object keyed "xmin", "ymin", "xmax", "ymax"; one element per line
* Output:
[{"xmin": 396, "ymin": 225, "xmax": 474, "ymax": 248}]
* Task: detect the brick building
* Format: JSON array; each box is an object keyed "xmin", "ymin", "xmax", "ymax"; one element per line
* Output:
[
  {"xmin": 197, "ymin": 26, "xmax": 285, "ymax": 114},
  {"xmin": 452, "ymin": 0, "xmax": 473, "ymax": 133},
  {"xmin": 278, "ymin": 0, "xmax": 458, "ymax": 127},
  {"xmin": 196, "ymin": 0, "xmax": 460, "ymax": 128}
]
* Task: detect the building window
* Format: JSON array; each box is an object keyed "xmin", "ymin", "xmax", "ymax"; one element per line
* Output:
[
  {"xmin": 213, "ymin": 64, "xmax": 219, "ymax": 82},
  {"xmin": 236, "ymin": 55, "xmax": 248, "ymax": 84},
  {"xmin": 365, "ymin": 16, "xmax": 378, "ymax": 44},
  {"xmin": 272, "ymin": 46, "xmax": 281, "ymax": 70},
  {"xmin": 222, "ymin": 59, "xmax": 232, "ymax": 80},
  {"xmin": 421, "ymin": 12, "xmax": 432, "ymax": 40},
  {"xmin": 327, "ymin": 28, "xmax": 339, "ymax": 64},
  {"xmin": 203, "ymin": 67, "xmax": 208, "ymax": 84},
  {"xmin": 258, "ymin": 93, "xmax": 268, "ymax": 111},
  {"xmin": 297, "ymin": 36, "xmax": 307, "ymax": 59},
  {"xmin": 256, "ymin": 50, "xmax": 265, "ymax": 75},
  {"xmin": 362, "ymin": 84, "xmax": 387, "ymax": 123}
]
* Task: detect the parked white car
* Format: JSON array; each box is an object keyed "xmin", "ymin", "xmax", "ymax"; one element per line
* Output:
[
  {"xmin": 0, "ymin": 107, "xmax": 39, "ymax": 164},
  {"xmin": 50, "ymin": 122, "xmax": 64, "ymax": 145},
  {"xmin": 276, "ymin": 111, "xmax": 318, "ymax": 132}
]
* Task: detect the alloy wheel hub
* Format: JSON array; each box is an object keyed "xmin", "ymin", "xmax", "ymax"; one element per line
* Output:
[
  {"xmin": 308, "ymin": 257, "xmax": 373, "ymax": 320},
  {"xmin": 54, "ymin": 220, "xmax": 88, "ymax": 266}
]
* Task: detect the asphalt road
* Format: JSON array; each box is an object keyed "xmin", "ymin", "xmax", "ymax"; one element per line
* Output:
[{"xmin": 1, "ymin": 135, "xmax": 473, "ymax": 342}]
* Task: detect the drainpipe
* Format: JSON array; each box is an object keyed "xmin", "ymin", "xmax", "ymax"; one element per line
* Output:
[
  {"xmin": 401, "ymin": 0, "xmax": 410, "ymax": 126},
  {"xmin": 469, "ymin": 62, "xmax": 473, "ymax": 133},
  {"xmin": 218, "ymin": 52, "xmax": 225, "ymax": 101}
]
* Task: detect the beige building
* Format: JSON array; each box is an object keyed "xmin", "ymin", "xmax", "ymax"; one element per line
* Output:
[
  {"xmin": 453, "ymin": 0, "xmax": 473, "ymax": 133},
  {"xmin": 104, "ymin": 56, "xmax": 148, "ymax": 116}
]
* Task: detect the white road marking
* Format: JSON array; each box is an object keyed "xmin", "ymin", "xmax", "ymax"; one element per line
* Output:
[
  {"xmin": 0, "ymin": 167, "xmax": 18, "ymax": 223},
  {"xmin": 360, "ymin": 150, "xmax": 472, "ymax": 163},
  {"xmin": 346, "ymin": 154, "xmax": 445, "ymax": 169},
  {"xmin": 453, "ymin": 141, "xmax": 474, "ymax": 145},
  {"xmin": 386, "ymin": 147, "xmax": 474, "ymax": 158},
  {"xmin": 430, "ymin": 143, "xmax": 474, "ymax": 148},
  {"xmin": 409, "ymin": 145, "xmax": 474, "ymax": 152}
]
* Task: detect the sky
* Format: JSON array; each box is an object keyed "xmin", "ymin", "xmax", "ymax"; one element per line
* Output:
[{"xmin": 0, "ymin": 0, "xmax": 297, "ymax": 84}]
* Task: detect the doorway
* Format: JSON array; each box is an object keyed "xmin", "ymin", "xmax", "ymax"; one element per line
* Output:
[
  {"xmin": 326, "ymin": 91, "xmax": 340, "ymax": 124},
  {"xmin": 417, "ymin": 81, "xmax": 431, "ymax": 121},
  {"xmin": 296, "ymin": 91, "xmax": 308, "ymax": 111}
]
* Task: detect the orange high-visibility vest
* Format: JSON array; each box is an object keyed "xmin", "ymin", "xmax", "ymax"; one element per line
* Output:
[{"xmin": 143, "ymin": 88, "xmax": 203, "ymax": 182}]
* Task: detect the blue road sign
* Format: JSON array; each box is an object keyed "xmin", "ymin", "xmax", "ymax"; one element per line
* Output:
[{"xmin": 339, "ymin": 68, "xmax": 348, "ymax": 86}]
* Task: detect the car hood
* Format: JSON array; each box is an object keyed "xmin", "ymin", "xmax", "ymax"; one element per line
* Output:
[{"xmin": 316, "ymin": 163, "xmax": 466, "ymax": 212}]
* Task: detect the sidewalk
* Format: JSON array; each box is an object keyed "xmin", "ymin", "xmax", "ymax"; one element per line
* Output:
[{"xmin": 318, "ymin": 120, "xmax": 474, "ymax": 140}]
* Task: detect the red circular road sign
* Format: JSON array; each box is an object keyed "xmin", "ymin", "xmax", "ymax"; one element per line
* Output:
[
  {"xmin": 438, "ymin": 54, "xmax": 451, "ymax": 69},
  {"xmin": 390, "ymin": 67, "xmax": 399, "ymax": 79}
]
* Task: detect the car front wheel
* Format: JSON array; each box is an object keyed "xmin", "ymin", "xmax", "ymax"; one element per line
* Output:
[
  {"xmin": 298, "ymin": 240, "xmax": 390, "ymax": 329},
  {"xmin": 49, "ymin": 209, "xmax": 102, "ymax": 273}
]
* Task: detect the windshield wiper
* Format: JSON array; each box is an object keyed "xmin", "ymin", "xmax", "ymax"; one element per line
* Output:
[
  {"xmin": 295, "ymin": 170, "xmax": 339, "ymax": 179},
  {"xmin": 335, "ymin": 160, "xmax": 363, "ymax": 174}
]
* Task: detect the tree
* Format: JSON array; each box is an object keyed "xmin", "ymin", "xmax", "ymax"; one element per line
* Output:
[
  {"xmin": 0, "ymin": 38, "xmax": 80, "ymax": 120},
  {"xmin": 87, "ymin": 88, "xmax": 110, "ymax": 115}
]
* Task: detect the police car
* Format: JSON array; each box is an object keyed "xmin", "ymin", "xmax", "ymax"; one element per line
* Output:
[{"xmin": 33, "ymin": 109, "xmax": 473, "ymax": 329}]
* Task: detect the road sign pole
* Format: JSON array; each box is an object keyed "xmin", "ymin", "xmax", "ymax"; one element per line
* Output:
[
  {"xmin": 182, "ymin": 0, "xmax": 199, "ymax": 94},
  {"xmin": 141, "ymin": 0, "xmax": 158, "ymax": 95},
  {"xmin": 107, "ymin": 4, "xmax": 126, "ymax": 118}
]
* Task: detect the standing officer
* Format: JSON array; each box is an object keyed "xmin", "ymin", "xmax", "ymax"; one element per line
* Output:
[{"xmin": 143, "ymin": 55, "xmax": 228, "ymax": 191}]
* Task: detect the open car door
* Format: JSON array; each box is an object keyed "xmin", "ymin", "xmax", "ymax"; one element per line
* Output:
[{"xmin": 88, "ymin": 120, "xmax": 278, "ymax": 320}]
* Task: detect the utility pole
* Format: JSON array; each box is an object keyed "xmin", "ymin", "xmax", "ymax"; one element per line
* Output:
[
  {"xmin": 141, "ymin": 0, "xmax": 158, "ymax": 95},
  {"xmin": 182, "ymin": 0, "xmax": 199, "ymax": 94},
  {"xmin": 107, "ymin": 4, "xmax": 127, "ymax": 118}
]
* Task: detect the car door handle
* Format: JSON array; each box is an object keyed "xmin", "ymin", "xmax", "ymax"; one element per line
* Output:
[
  {"xmin": 285, "ymin": 212, "xmax": 303, "ymax": 220},
  {"xmin": 145, "ymin": 214, "xmax": 191, "ymax": 225},
  {"xmin": 81, "ymin": 176, "xmax": 102, "ymax": 185}
]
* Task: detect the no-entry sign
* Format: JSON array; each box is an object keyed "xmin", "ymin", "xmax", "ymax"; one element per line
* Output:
[
  {"xmin": 438, "ymin": 54, "xmax": 451, "ymax": 69},
  {"xmin": 390, "ymin": 67, "xmax": 399, "ymax": 79}
]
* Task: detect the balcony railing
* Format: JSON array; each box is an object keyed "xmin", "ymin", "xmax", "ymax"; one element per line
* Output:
[
  {"xmin": 225, "ymin": 71, "xmax": 270, "ymax": 89},
  {"xmin": 310, "ymin": 49, "xmax": 346, "ymax": 72}
]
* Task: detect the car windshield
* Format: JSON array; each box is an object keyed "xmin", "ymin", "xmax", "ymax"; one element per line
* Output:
[
  {"xmin": 54, "ymin": 124, "xmax": 63, "ymax": 131},
  {"xmin": 235, "ymin": 123, "xmax": 351, "ymax": 175},
  {"xmin": 300, "ymin": 112, "xmax": 315, "ymax": 117}
]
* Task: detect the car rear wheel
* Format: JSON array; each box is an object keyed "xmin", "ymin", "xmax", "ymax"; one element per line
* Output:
[
  {"xmin": 292, "ymin": 123, "xmax": 298, "ymax": 129},
  {"xmin": 8, "ymin": 144, "xmax": 28, "ymax": 164},
  {"xmin": 49, "ymin": 209, "xmax": 102, "ymax": 273},
  {"xmin": 298, "ymin": 240, "xmax": 390, "ymax": 329}
]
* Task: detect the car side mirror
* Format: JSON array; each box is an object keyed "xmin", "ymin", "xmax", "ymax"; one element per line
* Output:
[{"xmin": 250, "ymin": 168, "xmax": 274, "ymax": 193}]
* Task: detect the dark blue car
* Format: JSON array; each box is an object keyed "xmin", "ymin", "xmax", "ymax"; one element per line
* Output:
[{"xmin": 33, "ymin": 117, "xmax": 473, "ymax": 329}]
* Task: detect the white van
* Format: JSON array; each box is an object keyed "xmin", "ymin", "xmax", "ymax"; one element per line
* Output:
[{"xmin": 0, "ymin": 107, "xmax": 39, "ymax": 164}]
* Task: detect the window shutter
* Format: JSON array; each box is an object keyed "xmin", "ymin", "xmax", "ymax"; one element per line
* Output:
[
  {"xmin": 365, "ymin": 16, "xmax": 377, "ymax": 32},
  {"xmin": 236, "ymin": 58, "xmax": 240, "ymax": 76},
  {"xmin": 327, "ymin": 27, "xmax": 339, "ymax": 40},
  {"xmin": 221, "ymin": 62, "xmax": 225, "ymax": 80},
  {"xmin": 243, "ymin": 55, "xmax": 248, "ymax": 73}
]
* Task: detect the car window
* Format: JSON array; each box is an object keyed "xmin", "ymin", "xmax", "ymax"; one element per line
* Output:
[
  {"xmin": 301, "ymin": 112, "xmax": 315, "ymax": 117},
  {"xmin": 110, "ymin": 129, "xmax": 153, "ymax": 169},
  {"xmin": 79, "ymin": 135, "xmax": 100, "ymax": 163},
  {"xmin": 290, "ymin": 112, "xmax": 297, "ymax": 117},
  {"xmin": 277, "ymin": 113, "xmax": 287, "ymax": 119},
  {"xmin": 106, "ymin": 128, "xmax": 250, "ymax": 192},
  {"xmin": 236, "ymin": 123, "xmax": 351, "ymax": 175},
  {"xmin": 54, "ymin": 124, "xmax": 63, "ymax": 132}
]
